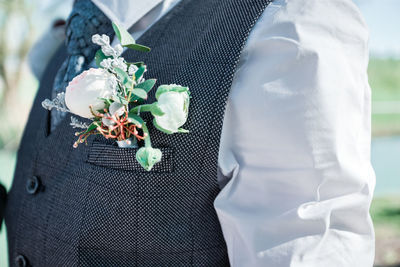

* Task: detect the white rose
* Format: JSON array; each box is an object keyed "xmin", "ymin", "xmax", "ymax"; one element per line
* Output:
[
  {"xmin": 153, "ymin": 85, "xmax": 190, "ymax": 134},
  {"xmin": 65, "ymin": 68, "xmax": 116, "ymax": 118}
]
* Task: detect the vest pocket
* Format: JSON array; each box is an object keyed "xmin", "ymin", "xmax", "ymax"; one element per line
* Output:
[{"xmin": 86, "ymin": 140, "xmax": 174, "ymax": 173}]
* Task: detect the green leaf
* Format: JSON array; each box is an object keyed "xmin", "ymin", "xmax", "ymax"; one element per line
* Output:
[
  {"xmin": 116, "ymin": 95, "xmax": 129, "ymax": 106},
  {"xmin": 134, "ymin": 66, "xmax": 146, "ymax": 81},
  {"xmin": 150, "ymin": 103, "xmax": 165, "ymax": 116},
  {"xmin": 124, "ymin": 43, "xmax": 151, "ymax": 52},
  {"xmin": 177, "ymin": 128, "xmax": 189, "ymax": 133},
  {"xmin": 153, "ymin": 118, "xmax": 174, "ymax": 134},
  {"xmin": 95, "ymin": 49, "xmax": 111, "ymax": 68},
  {"xmin": 112, "ymin": 22, "xmax": 151, "ymax": 52},
  {"xmin": 130, "ymin": 78, "xmax": 155, "ymax": 102},
  {"xmin": 136, "ymin": 79, "xmax": 156, "ymax": 93},
  {"xmin": 127, "ymin": 112, "xmax": 144, "ymax": 127},
  {"xmin": 114, "ymin": 67, "xmax": 129, "ymax": 84},
  {"xmin": 99, "ymin": 97, "xmax": 112, "ymax": 106},
  {"xmin": 125, "ymin": 80, "xmax": 134, "ymax": 91},
  {"xmin": 112, "ymin": 22, "xmax": 136, "ymax": 46},
  {"xmin": 82, "ymin": 123, "xmax": 98, "ymax": 135},
  {"xmin": 131, "ymin": 88, "xmax": 147, "ymax": 100},
  {"xmin": 128, "ymin": 62, "xmax": 145, "ymax": 67}
]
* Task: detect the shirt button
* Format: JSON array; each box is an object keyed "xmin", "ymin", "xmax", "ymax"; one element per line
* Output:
[
  {"xmin": 26, "ymin": 176, "xmax": 41, "ymax": 195},
  {"xmin": 15, "ymin": 254, "xmax": 29, "ymax": 267}
]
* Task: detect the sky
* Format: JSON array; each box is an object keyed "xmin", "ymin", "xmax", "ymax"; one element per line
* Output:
[{"xmin": 354, "ymin": 0, "xmax": 400, "ymax": 57}]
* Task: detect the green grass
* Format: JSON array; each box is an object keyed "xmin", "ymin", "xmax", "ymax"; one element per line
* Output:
[
  {"xmin": 371, "ymin": 196, "xmax": 400, "ymax": 266},
  {"xmin": 371, "ymin": 196, "xmax": 400, "ymax": 234},
  {"xmin": 372, "ymin": 114, "xmax": 400, "ymax": 136},
  {"xmin": 366, "ymin": 58, "xmax": 400, "ymax": 265},
  {"xmin": 368, "ymin": 58, "xmax": 400, "ymax": 136},
  {"xmin": 369, "ymin": 58, "xmax": 400, "ymax": 102}
]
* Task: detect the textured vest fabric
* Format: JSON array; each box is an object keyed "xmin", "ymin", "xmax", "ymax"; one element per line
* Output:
[{"xmin": 5, "ymin": 0, "xmax": 272, "ymax": 266}]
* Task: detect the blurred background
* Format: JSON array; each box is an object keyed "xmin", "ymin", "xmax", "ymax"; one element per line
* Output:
[{"xmin": 0, "ymin": 0, "xmax": 399, "ymax": 266}]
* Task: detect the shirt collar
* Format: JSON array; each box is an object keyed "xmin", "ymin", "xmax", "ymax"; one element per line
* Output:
[{"xmin": 92, "ymin": 0, "xmax": 164, "ymax": 29}]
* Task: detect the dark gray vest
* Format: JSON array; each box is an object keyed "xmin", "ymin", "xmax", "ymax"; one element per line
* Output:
[{"xmin": 5, "ymin": 0, "xmax": 272, "ymax": 266}]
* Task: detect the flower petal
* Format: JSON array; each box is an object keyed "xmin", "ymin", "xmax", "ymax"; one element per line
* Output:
[{"xmin": 109, "ymin": 101, "xmax": 125, "ymax": 117}]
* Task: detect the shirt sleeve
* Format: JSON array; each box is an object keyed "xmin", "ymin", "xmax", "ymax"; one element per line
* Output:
[{"xmin": 214, "ymin": 0, "xmax": 376, "ymax": 266}]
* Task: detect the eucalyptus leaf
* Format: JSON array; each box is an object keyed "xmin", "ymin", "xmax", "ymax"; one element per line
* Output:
[
  {"xmin": 131, "ymin": 88, "xmax": 147, "ymax": 100},
  {"xmin": 134, "ymin": 66, "xmax": 146, "ymax": 81},
  {"xmin": 130, "ymin": 77, "xmax": 154, "ymax": 102},
  {"xmin": 114, "ymin": 67, "xmax": 130, "ymax": 84},
  {"xmin": 112, "ymin": 22, "xmax": 151, "ymax": 52},
  {"xmin": 136, "ymin": 79, "xmax": 156, "ymax": 93},
  {"xmin": 128, "ymin": 62, "xmax": 145, "ymax": 67},
  {"xmin": 124, "ymin": 43, "xmax": 151, "ymax": 52},
  {"xmin": 117, "ymin": 96, "xmax": 129, "ymax": 106},
  {"xmin": 125, "ymin": 79, "xmax": 134, "ymax": 91},
  {"xmin": 129, "ymin": 95, "xmax": 143, "ymax": 103},
  {"xmin": 112, "ymin": 22, "xmax": 136, "ymax": 46}
]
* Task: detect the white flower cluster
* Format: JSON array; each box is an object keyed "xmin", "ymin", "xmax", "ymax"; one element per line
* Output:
[
  {"xmin": 92, "ymin": 34, "xmax": 127, "ymax": 71},
  {"xmin": 100, "ymin": 57, "xmax": 127, "ymax": 72},
  {"xmin": 41, "ymin": 92, "xmax": 70, "ymax": 113},
  {"xmin": 70, "ymin": 116, "xmax": 90, "ymax": 129},
  {"xmin": 92, "ymin": 34, "xmax": 122, "ymax": 58}
]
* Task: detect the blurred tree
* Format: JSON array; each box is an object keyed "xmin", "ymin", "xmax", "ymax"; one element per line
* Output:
[{"xmin": 0, "ymin": 0, "xmax": 36, "ymax": 149}]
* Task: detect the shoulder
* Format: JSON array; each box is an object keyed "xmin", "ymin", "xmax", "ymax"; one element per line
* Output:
[
  {"xmin": 241, "ymin": 0, "xmax": 370, "ymax": 84},
  {"xmin": 251, "ymin": 0, "xmax": 369, "ymax": 46}
]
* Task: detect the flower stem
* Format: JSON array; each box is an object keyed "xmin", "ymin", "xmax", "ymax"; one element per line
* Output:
[
  {"xmin": 141, "ymin": 122, "xmax": 151, "ymax": 147},
  {"xmin": 127, "ymin": 75, "xmax": 135, "ymax": 101},
  {"xmin": 130, "ymin": 104, "xmax": 153, "ymax": 114}
]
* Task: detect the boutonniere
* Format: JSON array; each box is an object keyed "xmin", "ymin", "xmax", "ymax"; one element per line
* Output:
[{"xmin": 42, "ymin": 23, "xmax": 191, "ymax": 171}]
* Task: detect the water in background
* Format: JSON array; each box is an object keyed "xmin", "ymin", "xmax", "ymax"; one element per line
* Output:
[{"xmin": 372, "ymin": 136, "xmax": 400, "ymax": 195}]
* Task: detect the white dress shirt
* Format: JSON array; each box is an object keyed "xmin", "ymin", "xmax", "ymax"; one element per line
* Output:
[{"xmin": 34, "ymin": 0, "xmax": 377, "ymax": 265}]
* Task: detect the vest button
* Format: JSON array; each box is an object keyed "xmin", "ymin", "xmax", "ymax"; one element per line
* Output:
[
  {"xmin": 15, "ymin": 254, "xmax": 29, "ymax": 267},
  {"xmin": 26, "ymin": 176, "xmax": 41, "ymax": 195}
]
